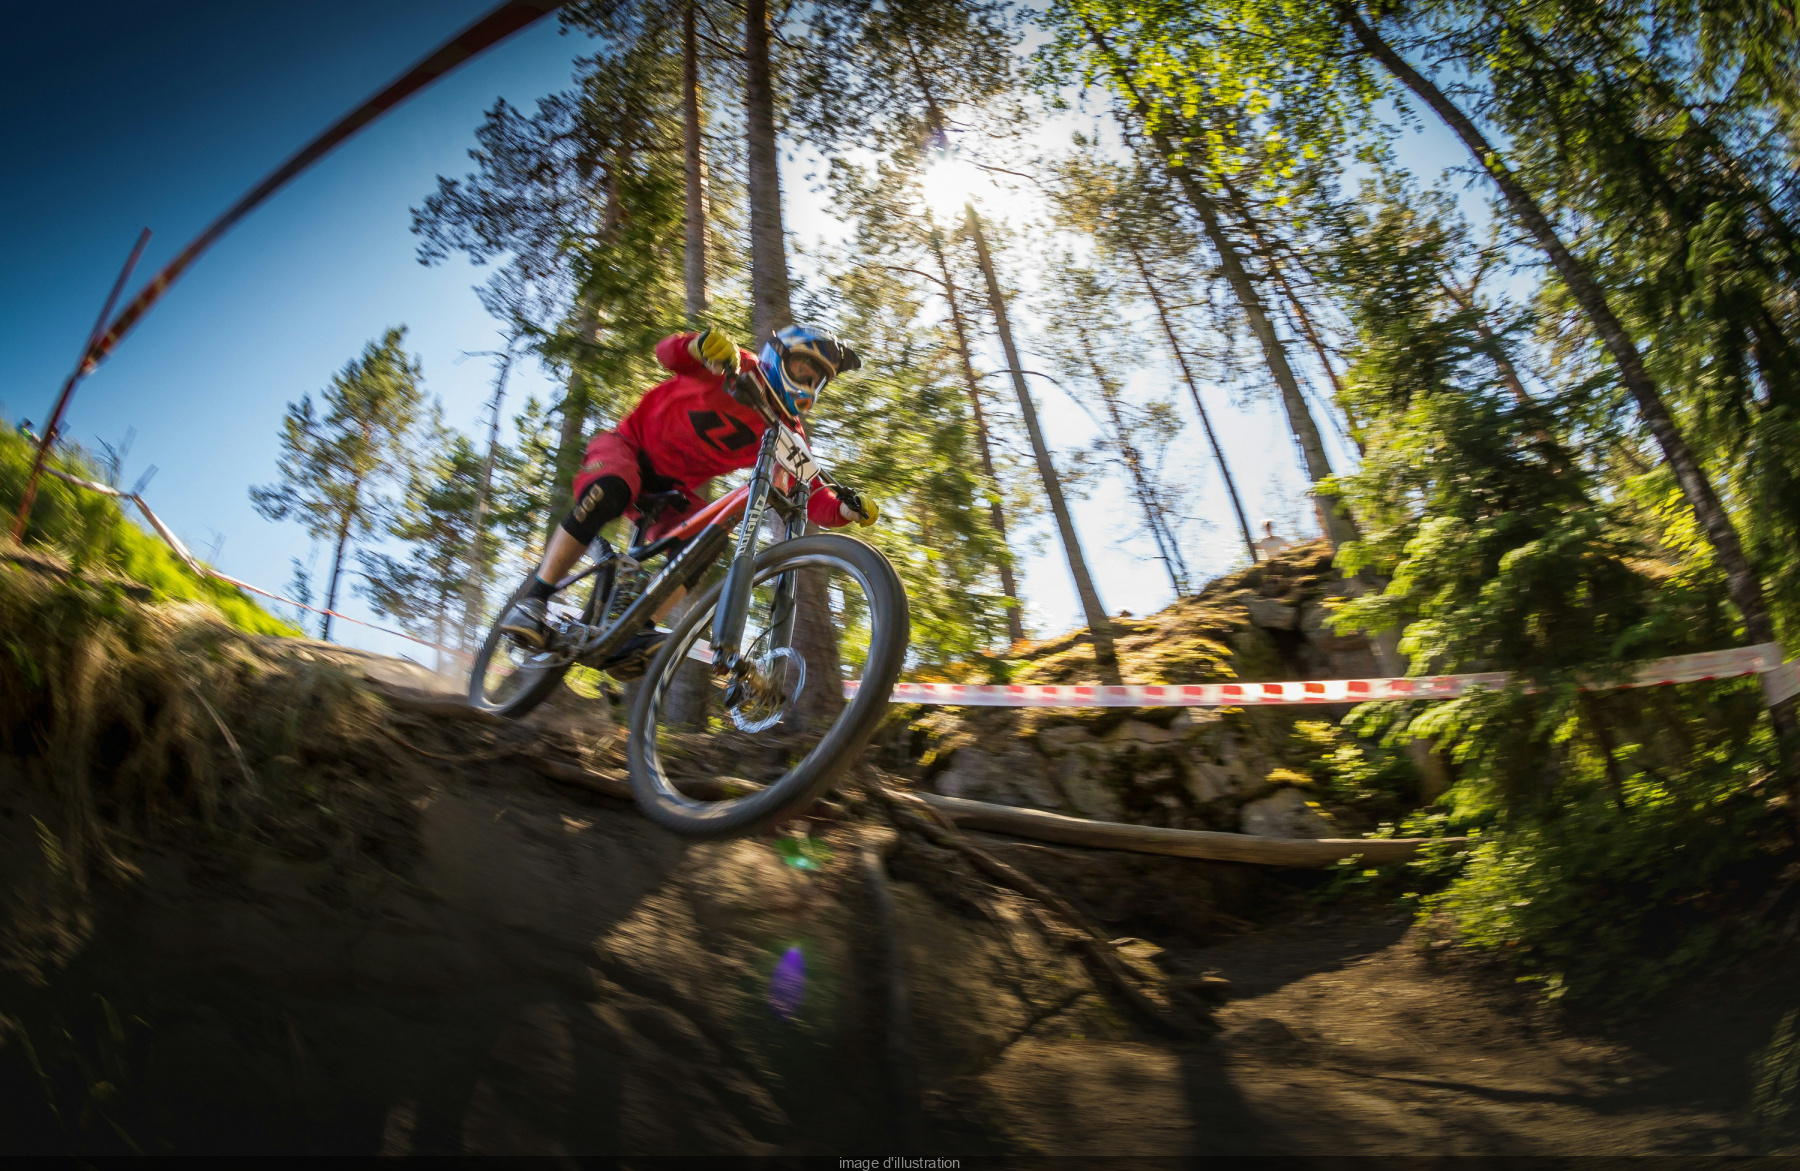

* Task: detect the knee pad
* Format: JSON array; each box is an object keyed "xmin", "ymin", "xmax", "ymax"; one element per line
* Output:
[{"xmin": 560, "ymin": 475, "xmax": 631, "ymax": 544}]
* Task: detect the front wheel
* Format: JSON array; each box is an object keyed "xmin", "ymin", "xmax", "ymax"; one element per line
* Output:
[{"xmin": 628, "ymin": 533, "xmax": 910, "ymax": 837}]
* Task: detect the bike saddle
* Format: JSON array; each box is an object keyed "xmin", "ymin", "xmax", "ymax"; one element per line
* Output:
[{"xmin": 635, "ymin": 489, "xmax": 690, "ymax": 523}]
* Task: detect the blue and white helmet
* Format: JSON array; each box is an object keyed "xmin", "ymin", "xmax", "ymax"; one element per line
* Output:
[{"xmin": 759, "ymin": 325, "xmax": 861, "ymax": 418}]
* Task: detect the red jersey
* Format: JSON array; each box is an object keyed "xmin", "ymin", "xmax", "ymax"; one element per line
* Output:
[{"xmin": 613, "ymin": 333, "xmax": 847, "ymax": 529}]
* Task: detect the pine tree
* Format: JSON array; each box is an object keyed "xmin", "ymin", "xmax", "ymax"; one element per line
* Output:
[
  {"xmin": 1040, "ymin": 259, "xmax": 1194, "ymax": 597},
  {"xmin": 359, "ymin": 421, "xmax": 491, "ymax": 670},
  {"xmin": 250, "ymin": 328, "xmax": 426, "ymax": 642}
]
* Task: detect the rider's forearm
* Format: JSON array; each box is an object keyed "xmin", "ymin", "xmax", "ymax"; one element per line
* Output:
[
  {"xmin": 805, "ymin": 484, "xmax": 851, "ymax": 528},
  {"xmin": 655, "ymin": 332, "xmax": 704, "ymax": 375}
]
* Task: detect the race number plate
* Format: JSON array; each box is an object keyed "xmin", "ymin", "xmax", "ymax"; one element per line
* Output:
[{"xmin": 773, "ymin": 426, "xmax": 820, "ymax": 484}]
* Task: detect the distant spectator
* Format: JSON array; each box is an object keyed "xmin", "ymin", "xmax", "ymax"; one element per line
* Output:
[{"xmin": 1254, "ymin": 519, "xmax": 1291, "ymax": 560}]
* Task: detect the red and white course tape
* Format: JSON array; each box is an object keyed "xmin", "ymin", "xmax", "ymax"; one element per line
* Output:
[{"xmin": 843, "ymin": 643, "xmax": 1795, "ymax": 708}]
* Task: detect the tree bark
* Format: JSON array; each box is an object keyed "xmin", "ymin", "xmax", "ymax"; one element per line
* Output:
[
  {"xmin": 466, "ymin": 343, "xmax": 514, "ymax": 646},
  {"xmin": 926, "ymin": 224, "xmax": 1026, "ymax": 644},
  {"xmin": 323, "ymin": 513, "xmax": 353, "ymax": 642},
  {"xmin": 1087, "ymin": 355, "xmax": 1190, "ymax": 596},
  {"xmin": 743, "ymin": 0, "xmax": 839, "ymax": 723},
  {"xmin": 1339, "ymin": 2, "xmax": 1799, "ymax": 762},
  {"xmin": 916, "ymin": 791, "xmax": 1451, "ymax": 866},
  {"xmin": 1079, "ymin": 19, "xmax": 1355, "ymax": 551},
  {"xmin": 966, "ymin": 203, "xmax": 1117, "ymax": 668},
  {"xmin": 681, "ymin": 0, "xmax": 709, "ymax": 322},
  {"xmin": 1119, "ymin": 238, "xmax": 1259, "ymax": 564},
  {"xmin": 744, "ymin": 0, "xmax": 792, "ymax": 344}
]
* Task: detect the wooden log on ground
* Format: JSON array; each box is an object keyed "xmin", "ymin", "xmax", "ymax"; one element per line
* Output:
[
  {"xmin": 527, "ymin": 756, "xmax": 763, "ymax": 804},
  {"xmin": 914, "ymin": 792, "xmax": 1457, "ymax": 867},
  {"xmin": 366, "ymin": 685, "xmax": 504, "ymax": 724}
]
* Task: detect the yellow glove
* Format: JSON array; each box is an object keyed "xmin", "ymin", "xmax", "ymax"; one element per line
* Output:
[
  {"xmin": 839, "ymin": 493, "xmax": 879, "ymax": 527},
  {"xmin": 689, "ymin": 328, "xmax": 741, "ymax": 375}
]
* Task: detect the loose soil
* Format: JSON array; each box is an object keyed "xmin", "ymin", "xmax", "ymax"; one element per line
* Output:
[{"xmin": 0, "ymin": 647, "xmax": 1792, "ymax": 1156}]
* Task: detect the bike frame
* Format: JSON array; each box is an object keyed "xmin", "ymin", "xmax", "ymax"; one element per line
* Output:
[{"xmin": 562, "ymin": 370, "xmax": 816, "ymax": 677}]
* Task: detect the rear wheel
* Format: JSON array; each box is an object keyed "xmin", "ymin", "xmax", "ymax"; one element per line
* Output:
[
  {"xmin": 628, "ymin": 533, "xmax": 909, "ymax": 837},
  {"xmin": 466, "ymin": 569, "xmax": 606, "ymax": 718}
]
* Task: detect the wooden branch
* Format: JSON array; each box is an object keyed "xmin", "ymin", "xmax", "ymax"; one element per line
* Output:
[
  {"xmin": 868, "ymin": 783, "xmax": 1204, "ymax": 1037},
  {"xmin": 365, "ymin": 685, "xmax": 503, "ymax": 724},
  {"xmin": 915, "ymin": 792, "xmax": 1458, "ymax": 867},
  {"xmin": 527, "ymin": 755, "xmax": 633, "ymax": 799},
  {"xmin": 525, "ymin": 755, "xmax": 764, "ymax": 804}
]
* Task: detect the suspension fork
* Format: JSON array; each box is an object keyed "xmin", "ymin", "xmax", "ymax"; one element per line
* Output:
[
  {"xmin": 711, "ymin": 428, "xmax": 780, "ymax": 667},
  {"xmin": 766, "ymin": 510, "xmax": 804, "ymax": 651}
]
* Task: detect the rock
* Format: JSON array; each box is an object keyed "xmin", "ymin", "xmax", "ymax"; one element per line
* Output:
[
  {"xmin": 1106, "ymin": 719, "xmax": 1177, "ymax": 746},
  {"xmin": 1036, "ymin": 724, "xmax": 1094, "ymax": 754},
  {"xmin": 1181, "ymin": 758, "xmax": 1245, "ymax": 804},
  {"xmin": 1056, "ymin": 752, "xmax": 1125, "ymax": 821},
  {"xmin": 1239, "ymin": 787, "xmax": 1337, "ymax": 838},
  {"xmin": 1226, "ymin": 1017, "xmax": 1300, "ymax": 1049},
  {"xmin": 935, "ymin": 745, "xmax": 1061, "ymax": 809},
  {"xmin": 1245, "ymin": 597, "xmax": 1298, "ymax": 631}
]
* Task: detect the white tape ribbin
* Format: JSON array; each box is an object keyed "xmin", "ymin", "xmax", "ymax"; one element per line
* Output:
[{"xmin": 841, "ymin": 643, "xmax": 1790, "ymax": 708}]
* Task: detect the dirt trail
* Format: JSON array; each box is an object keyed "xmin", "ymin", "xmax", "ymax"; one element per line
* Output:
[{"xmin": 0, "ymin": 648, "xmax": 1788, "ymax": 1155}]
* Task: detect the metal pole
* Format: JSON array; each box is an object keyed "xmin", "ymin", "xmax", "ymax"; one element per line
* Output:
[{"xmin": 13, "ymin": 227, "xmax": 151, "ymax": 543}]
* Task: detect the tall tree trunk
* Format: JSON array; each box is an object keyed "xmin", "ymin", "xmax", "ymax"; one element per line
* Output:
[
  {"xmin": 681, "ymin": 0, "xmax": 709, "ymax": 322},
  {"xmin": 1089, "ymin": 358, "xmax": 1190, "ymax": 596},
  {"xmin": 467, "ymin": 343, "xmax": 514, "ymax": 645},
  {"xmin": 548, "ymin": 301, "xmax": 602, "ymax": 544},
  {"xmin": 1217, "ymin": 175, "xmax": 1353, "ymax": 409},
  {"xmin": 323, "ymin": 514, "xmax": 353, "ymax": 642},
  {"xmin": 1080, "ymin": 19, "xmax": 1355, "ymax": 551},
  {"xmin": 1169, "ymin": 163, "xmax": 1350, "ymax": 548},
  {"xmin": 1339, "ymin": 3, "xmax": 1800, "ymax": 765},
  {"xmin": 744, "ymin": 0, "xmax": 792, "ymax": 344},
  {"xmin": 966, "ymin": 203, "xmax": 1117, "ymax": 668},
  {"xmin": 1118, "ymin": 238, "xmax": 1259, "ymax": 563},
  {"xmin": 744, "ymin": 0, "xmax": 839, "ymax": 724},
  {"xmin": 926, "ymin": 223, "xmax": 1026, "ymax": 644}
]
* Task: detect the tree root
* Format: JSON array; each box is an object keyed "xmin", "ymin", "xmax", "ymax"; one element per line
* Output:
[
  {"xmin": 377, "ymin": 724, "xmax": 521, "ymax": 766},
  {"xmin": 865, "ymin": 779, "xmax": 1210, "ymax": 1039}
]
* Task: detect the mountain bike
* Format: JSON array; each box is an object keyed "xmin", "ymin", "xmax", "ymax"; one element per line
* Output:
[{"xmin": 466, "ymin": 365, "xmax": 910, "ymax": 837}]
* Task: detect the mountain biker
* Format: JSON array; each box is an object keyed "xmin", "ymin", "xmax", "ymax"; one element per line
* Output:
[{"xmin": 497, "ymin": 324, "xmax": 878, "ymax": 674}]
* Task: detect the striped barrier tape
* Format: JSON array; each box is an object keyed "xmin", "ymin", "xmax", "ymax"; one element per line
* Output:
[{"xmin": 840, "ymin": 643, "xmax": 1790, "ymax": 708}]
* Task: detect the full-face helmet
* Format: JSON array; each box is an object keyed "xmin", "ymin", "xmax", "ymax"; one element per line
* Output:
[{"xmin": 759, "ymin": 325, "xmax": 861, "ymax": 418}]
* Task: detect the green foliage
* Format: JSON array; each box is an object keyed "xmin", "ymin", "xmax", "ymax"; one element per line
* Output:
[
  {"xmin": 1751, "ymin": 1009, "xmax": 1800, "ymax": 1151},
  {"xmin": 250, "ymin": 327, "xmax": 427, "ymax": 633},
  {"xmin": 0, "ymin": 426, "xmax": 294, "ymax": 637},
  {"xmin": 358, "ymin": 416, "xmax": 489, "ymax": 652},
  {"xmin": 1427, "ymin": 759, "xmax": 1785, "ymax": 1006},
  {"xmin": 801, "ymin": 253, "xmax": 1016, "ymax": 661}
]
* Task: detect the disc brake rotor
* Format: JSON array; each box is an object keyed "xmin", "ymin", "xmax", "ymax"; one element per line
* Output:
[{"xmin": 726, "ymin": 646, "xmax": 805, "ymax": 733}]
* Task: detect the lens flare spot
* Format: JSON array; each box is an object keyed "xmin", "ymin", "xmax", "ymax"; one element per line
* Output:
[{"xmin": 768, "ymin": 945, "xmax": 806, "ymax": 1020}]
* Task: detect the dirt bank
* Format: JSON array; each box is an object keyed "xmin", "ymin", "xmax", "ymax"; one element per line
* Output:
[{"xmin": 0, "ymin": 581, "xmax": 1790, "ymax": 1154}]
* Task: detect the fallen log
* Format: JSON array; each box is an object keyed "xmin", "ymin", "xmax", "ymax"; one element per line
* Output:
[
  {"xmin": 367, "ymin": 685, "xmax": 503, "ymax": 724},
  {"xmin": 914, "ymin": 792, "xmax": 1458, "ymax": 867},
  {"xmin": 527, "ymin": 756, "xmax": 765, "ymax": 804}
]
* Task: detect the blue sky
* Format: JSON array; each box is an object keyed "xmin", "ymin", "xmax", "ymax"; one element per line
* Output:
[{"xmin": 3, "ymin": 0, "xmax": 1462, "ymax": 668}]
